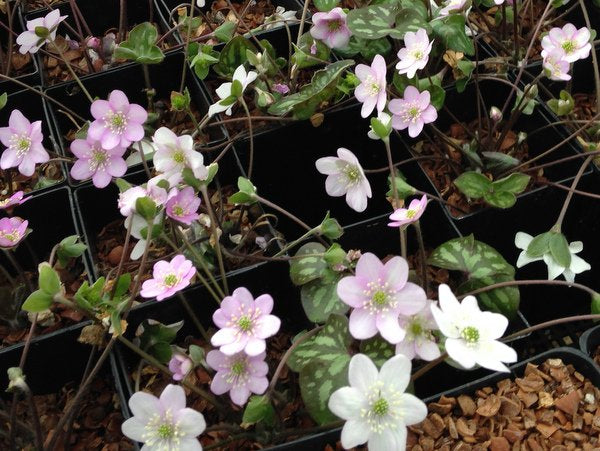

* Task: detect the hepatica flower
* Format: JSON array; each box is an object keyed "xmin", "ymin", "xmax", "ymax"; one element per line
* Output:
[
  {"xmin": 169, "ymin": 353, "xmax": 193, "ymax": 382},
  {"xmin": 152, "ymin": 127, "xmax": 207, "ymax": 181},
  {"xmin": 315, "ymin": 148, "xmax": 372, "ymax": 213},
  {"xmin": 208, "ymin": 65, "xmax": 257, "ymax": 117},
  {"xmin": 0, "ymin": 109, "xmax": 49, "ymax": 177},
  {"xmin": 206, "ymin": 350, "xmax": 269, "ymax": 406},
  {"xmin": 354, "ymin": 54, "xmax": 387, "ymax": 118},
  {"xmin": 389, "ymin": 86, "xmax": 437, "ymax": 138},
  {"xmin": 396, "ymin": 300, "xmax": 440, "ymax": 361},
  {"xmin": 438, "ymin": 0, "xmax": 470, "ymax": 16},
  {"xmin": 388, "ymin": 194, "xmax": 428, "ymax": 228},
  {"xmin": 515, "ymin": 232, "xmax": 590, "ymax": 283},
  {"xmin": 543, "ymin": 49, "xmax": 572, "ymax": 81},
  {"xmin": 166, "ymin": 187, "xmax": 201, "ymax": 225},
  {"xmin": 0, "ymin": 217, "xmax": 28, "ymax": 248},
  {"xmin": 88, "ymin": 90, "xmax": 148, "ymax": 150},
  {"xmin": 337, "ymin": 253, "xmax": 426, "ymax": 344},
  {"xmin": 70, "ymin": 138, "xmax": 127, "ymax": 188},
  {"xmin": 0, "ymin": 191, "xmax": 29, "ymax": 210},
  {"xmin": 121, "ymin": 384, "xmax": 205, "ymax": 450},
  {"xmin": 310, "ymin": 7, "xmax": 351, "ymax": 49},
  {"xmin": 396, "ymin": 29, "xmax": 433, "ymax": 79},
  {"xmin": 140, "ymin": 255, "xmax": 196, "ymax": 301},
  {"xmin": 17, "ymin": 9, "xmax": 67, "ymax": 54},
  {"xmin": 431, "ymin": 284, "xmax": 517, "ymax": 372},
  {"xmin": 328, "ymin": 354, "xmax": 427, "ymax": 451},
  {"xmin": 211, "ymin": 287, "xmax": 281, "ymax": 356},
  {"xmin": 541, "ymin": 24, "xmax": 592, "ymax": 63}
]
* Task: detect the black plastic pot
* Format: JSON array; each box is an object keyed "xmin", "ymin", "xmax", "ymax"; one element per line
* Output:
[
  {"xmin": 579, "ymin": 324, "xmax": 600, "ymax": 361},
  {"xmin": 45, "ymin": 51, "xmax": 226, "ymax": 187},
  {"xmin": 23, "ymin": 0, "xmax": 174, "ymax": 87},
  {"xmin": 0, "ymin": 87, "xmax": 66, "ymax": 197},
  {"xmin": 234, "ymin": 103, "xmax": 437, "ymax": 240}
]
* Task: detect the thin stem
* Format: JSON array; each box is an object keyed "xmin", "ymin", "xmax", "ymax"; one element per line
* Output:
[
  {"xmin": 414, "ymin": 221, "xmax": 428, "ymax": 290},
  {"xmin": 137, "ymin": 141, "xmax": 152, "ymax": 179},
  {"xmin": 53, "ymin": 45, "xmax": 94, "ymax": 103},
  {"xmin": 578, "ymin": 0, "xmax": 600, "ymax": 113},
  {"xmin": 109, "ymin": 216, "xmax": 133, "ymax": 299},
  {"xmin": 179, "ymin": 0, "xmax": 196, "ymax": 93},
  {"xmin": 459, "ymin": 278, "xmax": 598, "ymax": 299},
  {"xmin": 178, "ymin": 292, "xmax": 211, "ymax": 342},
  {"xmin": 553, "ymin": 156, "xmax": 593, "ymax": 232},
  {"xmin": 502, "ymin": 313, "xmax": 600, "ymax": 341},
  {"xmin": 199, "ymin": 185, "xmax": 229, "ymax": 295},
  {"xmin": 273, "ymin": 227, "xmax": 319, "ymax": 257},
  {"xmin": 26, "ymin": 388, "xmax": 44, "ymax": 451},
  {"xmin": 239, "ymin": 98, "xmax": 254, "ymax": 179},
  {"xmin": 118, "ymin": 0, "xmax": 127, "ymax": 42}
]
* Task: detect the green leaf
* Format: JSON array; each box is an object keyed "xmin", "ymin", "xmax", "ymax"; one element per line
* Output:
[
  {"xmin": 38, "ymin": 262, "xmax": 61, "ymax": 296},
  {"xmin": 214, "ymin": 21, "xmax": 237, "ymax": 42},
  {"xmin": 386, "ymin": 171, "xmax": 416, "ymax": 199},
  {"xmin": 152, "ymin": 341, "xmax": 173, "ymax": 363},
  {"xmin": 591, "ymin": 291, "xmax": 600, "ymax": 315},
  {"xmin": 388, "ymin": 8, "xmax": 431, "ymax": 39},
  {"xmin": 190, "ymin": 44, "xmax": 219, "ymax": 80},
  {"xmin": 481, "ymin": 151, "xmax": 519, "ymax": 174},
  {"xmin": 347, "ymin": 2, "xmax": 401, "ymax": 39},
  {"xmin": 549, "ymin": 232, "xmax": 571, "ymax": 268},
  {"xmin": 242, "ymin": 395, "xmax": 276, "ymax": 426},
  {"xmin": 301, "ymin": 275, "xmax": 349, "ymax": 323},
  {"xmin": 483, "ymin": 190, "xmax": 517, "ymax": 209},
  {"xmin": 359, "ymin": 337, "xmax": 395, "ymax": 368},
  {"xmin": 547, "ymin": 90, "xmax": 575, "ymax": 117},
  {"xmin": 289, "ymin": 242, "xmax": 328, "ymax": 286},
  {"xmin": 214, "ymin": 36, "xmax": 256, "ymax": 77},
  {"xmin": 56, "ymin": 235, "xmax": 87, "ymax": 267},
  {"xmin": 513, "ymin": 89, "xmax": 537, "ymax": 115},
  {"xmin": 114, "ymin": 22, "xmax": 164, "ymax": 64},
  {"xmin": 458, "ymin": 274, "xmax": 520, "ymax": 318},
  {"xmin": 268, "ymin": 60, "xmax": 355, "ymax": 119},
  {"xmin": 432, "ymin": 15, "xmax": 474, "ymax": 55},
  {"xmin": 453, "ymin": 171, "xmax": 491, "ymax": 199},
  {"xmin": 74, "ymin": 278, "xmax": 106, "ymax": 310},
  {"xmin": 22, "ymin": 290, "xmax": 53, "ymax": 312},
  {"xmin": 135, "ymin": 197, "xmax": 157, "ymax": 220},
  {"xmin": 526, "ymin": 232, "xmax": 553, "ymax": 258},
  {"xmin": 189, "ymin": 344, "xmax": 205, "ymax": 364},
  {"xmin": 0, "ymin": 92, "xmax": 7, "ymax": 111},
  {"xmin": 314, "ymin": 0, "xmax": 339, "ymax": 11},
  {"xmin": 115, "ymin": 178, "xmax": 133, "ymax": 192},
  {"xmin": 291, "ymin": 33, "xmax": 331, "ymax": 69},
  {"xmin": 113, "ymin": 273, "xmax": 131, "ymax": 299},
  {"xmin": 491, "ymin": 173, "xmax": 530, "ymax": 194}
]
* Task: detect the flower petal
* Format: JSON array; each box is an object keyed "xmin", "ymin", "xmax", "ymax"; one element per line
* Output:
[
  {"xmin": 348, "ymin": 354, "xmax": 378, "ymax": 392},
  {"xmin": 159, "ymin": 384, "xmax": 186, "ymax": 411},
  {"xmin": 379, "ymin": 354, "xmax": 411, "ymax": 392},
  {"xmin": 399, "ymin": 393, "xmax": 428, "ymax": 425},
  {"xmin": 340, "ymin": 419, "xmax": 371, "ymax": 449}
]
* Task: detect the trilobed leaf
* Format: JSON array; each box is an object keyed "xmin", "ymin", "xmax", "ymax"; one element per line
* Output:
[{"xmin": 300, "ymin": 275, "xmax": 349, "ymax": 323}]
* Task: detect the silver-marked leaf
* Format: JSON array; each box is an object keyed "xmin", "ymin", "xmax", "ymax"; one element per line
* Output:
[
  {"xmin": 431, "ymin": 14, "xmax": 474, "ymax": 55},
  {"xmin": 347, "ymin": 3, "xmax": 401, "ymax": 39},
  {"xmin": 483, "ymin": 190, "xmax": 517, "ymax": 209},
  {"xmin": 289, "ymin": 242, "xmax": 328, "ymax": 286},
  {"xmin": 359, "ymin": 337, "xmax": 395, "ymax": 368},
  {"xmin": 453, "ymin": 171, "xmax": 491, "ymax": 199},
  {"xmin": 458, "ymin": 274, "xmax": 519, "ymax": 318},
  {"xmin": 301, "ymin": 275, "xmax": 349, "ymax": 323},
  {"xmin": 491, "ymin": 173, "xmax": 530, "ymax": 195},
  {"xmin": 388, "ymin": 8, "xmax": 431, "ymax": 39}
]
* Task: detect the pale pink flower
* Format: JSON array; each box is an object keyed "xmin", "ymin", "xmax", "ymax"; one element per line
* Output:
[
  {"xmin": 152, "ymin": 127, "xmax": 207, "ymax": 183},
  {"xmin": 388, "ymin": 194, "xmax": 428, "ymax": 227},
  {"xmin": 273, "ymin": 83, "xmax": 290, "ymax": 94},
  {"xmin": 70, "ymin": 138, "xmax": 127, "ymax": 188},
  {"xmin": 166, "ymin": 186, "xmax": 201, "ymax": 225},
  {"xmin": 438, "ymin": 0, "xmax": 469, "ymax": 16},
  {"xmin": 389, "ymin": 86, "xmax": 437, "ymax": 138},
  {"xmin": 140, "ymin": 255, "xmax": 196, "ymax": 301},
  {"xmin": 310, "ymin": 7, "xmax": 351, "ymax": 49},
  {"xmin": 541, "ymin": 24, "xmax": 592, "ymax": 63},
  {"xmin": 88, "ymin": 90, "xmax": 148, "ymax": 150},
  {"xmin": 17, "ymin": 9, "xmax": 67, "ymax": 54},
  {"xmin": 121, "ymin": 384, "xmax": 205, "ymax": 449},
  {"xmin": 211, "ymin": 287, "xmax": 281, "ymax": 356},
  {"xmin": 396, "ymin": 29, "xmax": 433, "ymax": 79},
  {"xmin": 118, "ymin": 179, "xmax": 169, "ymax": 217},
  {"xmin": 0, "ymin": 217, "xmax": 28, "ymax": 248},
  {"xmin": 206, "ymin": 350, "xmax": 269, "ymax": 406},
  {"xmin": 168, "ymin": 353, "xmax": 193, "ymax": 381},
  {"xmin": 315, "ymin": 148, "xmax": 372, "ymax": 212},
  {"xmin": 337, "ymin": 253, "xmax": 427, "ymax": 344},
  {"xmin": 354, "ymin": 54, "xmax": 387, "ymax": 118},
  {"xmin": 0, "ymin": 109, "xmax": 49, "ymax": 177},
  {"xmin": 395, "ymin": 300, "xmax": 440, "ymax": 361},
  {"xmin": 0, "ymin": 191, "xmax": 29, "ymax": 210},
  {"xmin": 543, "ymin": 49, "xmax": 572, "ymax": 81}
]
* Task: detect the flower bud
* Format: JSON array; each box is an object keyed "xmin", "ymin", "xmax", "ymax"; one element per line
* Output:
[{"xmin": 489, "ymin": 106, "xmax": 503, "ymax": 122}]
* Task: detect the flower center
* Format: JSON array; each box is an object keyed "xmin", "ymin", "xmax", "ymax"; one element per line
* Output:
[
  {"xmin": 157, "ymin": 423, "xmax": 174, "ymax": 439},
  {"xmin": 172, "ymin": 205, "xmax": 185, "ymax": 217},
  {"xmin": 10, "ymin": 134, "xmax": 32, "ymax": 157},
  {"xmin": 363, "ymin": 279, "xmax": 398, "ymax": 313},
  {"xmin": 225, "ymin": 356, "xmax": 250, "ymax": 386},
  {"xmin": 561, "ymin": 40, "xmax": 576, "ymax": 54},
  {"xmin": 89, "ymin": 148, "xmax": 109, "ymax": 171},
  {"xmin": 461, "ymin": 326, "xmax": 480, "ymax": 343},
  {"xmin": 327, "ymin": 19, "xmax": 342, "ymax": 32},
  {"xmin": 364, "ymin": 75, "xmax": 380, "ymax": 96},
  {"xmin": 412, "ymin": 49, "xmax": 424, "ymax": 60},
  {"xmin": 372, "ymin": 398, "xmax": 389, "ymax": 416},
  {"xmin": 406, "ymin": 209, "xmax": 417, "ymax": 219},
  {"xmin": 105, "ymin": 111, "xmax": 128, "ymax": 134},
  {"xmin": 143, "ymin": 410, "xmax": 182, "ymax": 447},
  {"xmin": 372, "ymin": 290, "xmax": 387, "ymax": 306},
  {"xmin": 163, "ymin": 274, "xmax": 179, "ymax": 287},
  {"xmin": 173, "ymin": 151, "xmax": 185, "ymax": 164},
  {"xmin": 343, "ymin": 164, "xmax": 362, "ymax": 187},
  {"xmin": 0, "ymin": 229, "xmax": 20, "ymax": 243},
  {"xmin": 237, "ymin": 315, "xmax": 253, "ymax": 332},
  {"xmin": 410, "ymin": 321, "xmax": 423, "ymax": 336},
  {"xmin": 231, "ymin": 360, "xmax": 246, "ymax": 376}
]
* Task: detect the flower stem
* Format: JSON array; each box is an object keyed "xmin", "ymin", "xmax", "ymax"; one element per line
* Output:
[
  {"xmin": 200, "ymin": 185, "xmax": 229, "ymax": 295},
  {"xmin": 553, "ymin": 155, "xmax": 593, "ymax": 233},
  {"xmin": 273, "ymin": 227, "xmax": 320, "ymax": 257},
  {"xmin": 414, "ymin": 221, "xmax": 428, "ymax": 290},
  {"xmin": 384, "ymin": 138, "xmax": 406, "ymax": 258},
  {"xmin": 459, "ymin": 278, "xmax": 598, "ymax": 299},
  {"xmin": 239, "ymin": 97, "xmax": 255, "ymax": 179},
  {"xmin": 53, "ymin": 44, "xmax": 94, "ymax": 103}
]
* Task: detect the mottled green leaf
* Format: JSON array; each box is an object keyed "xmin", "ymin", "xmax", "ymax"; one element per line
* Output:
[
  {"xmin": 491, "ymin": 173, "xmax": 530, "ymax": 194},
  {"xmin": 483, "ymin": 190, "xmax": 517, "ymax": 209},
  {"xmin": 289, "ymin": 242, "xmax": 328, "ymax": 286},
  {"xmin": 359, "ymin": 337, "xmax": 395, "ymax": 368},
  {"xmin": 242, "ymin": 395, "xmax": 276, "ymax": 426},
  {"xmin": 431, "ymin": 15, "xmax": 474, "ymax": 55},
  {"xmin": 458, "ymin": 274, "xmax": 519, "ymax": 318},
  {"xmin": 454, "ymin": 171, "xmax": 491, "ymax": 199},
  {"xmin": 214, "ymin": 36, "xmax": 256, "ymax": 77},
  {"xmin": 114, "ymin": 22, "xmax": 164, "ymax": 64},
  {"xmin": 347, "ymin": 3, "xmax": 400, "ymax": 39},
  {"xmin": 301, "ymin": 275, "xmax": 349, "ymax": 323}
]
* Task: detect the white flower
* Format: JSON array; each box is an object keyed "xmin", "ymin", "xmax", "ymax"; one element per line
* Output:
[
  {"xmin": 396, "ymin": 28, "xmax": 433, "ymax": 79},
  {"xmin": 152, "ymin": 127, "xmax": 207, "ymax": 183},
  {"xmin": 264, "ymin": 6, "xmax": 297, "ymax": 30},
  {"xmin": 515, "ymin": 231, "xmax": 591, "ymax": 283},
  {"xmin": 208, "ymin": 65, "xmax": 257, "ymax": 117},
  {"xmin": 122, "ymin": 384, "xmax": 206, "ymax": 450},
  {"xmin": 328, "ymin": 354, "xmax": 427, "ymax": 451},
  {"xmin": 431, "ymin": 284, "xmax": 517, "ymax": 372},
  {"xmin": 315, "ymin": 148, "xmax": 372, "ymax": 212},
  {"xmin": 196, "ymin": 0, "xmax": 205, "ymax": 6}
]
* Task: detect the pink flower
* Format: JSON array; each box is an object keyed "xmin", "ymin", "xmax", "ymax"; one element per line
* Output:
[
  {"xmin": 310, "ymin": 7, "xmax": 351, "ymax": 49},
  {"xmin": 389, "ymin": 86, "xmax": 437, "ymax": 138},
  {"xmin": 168, "ymin": 353, "xmax": 193, "ymax": 381},
  {"xmin": 118, "ymin": 179, "xmax": 169, "ymax": 217},
  {"xmin": 0, "ymin": 217, "xmax": 28, "ymax": 248},
  {"xmin": 396, "ymin": 28, "xmax": 433, "ymax": 79},
  {"xmin": 337, "ymin": 253, "xmax": 427, "ymax": 344},
  {"xmin": 0, "ymin": 109, "xmax": 49, "ymax": 177},
  {"xmin": 354, "ymin": 54, "xmax": 387, "ymax": 118},
  {"xmin": 88, "ymin": 90, "xmax": 148, "ymax": 150},
  {"xmin": 140, "ymin": 255, "xmax": 196, "ymax": 301},
  {"xmin": 211, "ymin": 287, "xmax": 281, "ymax": 356},
  {"xmin": 388, "ymin": 194, "xmax": 428, "ymax": 227},
  {"xmin": 543, "ymin": 49, "xmax": 572, "ymax": 81},
  {"xmin": 152, "ymin": 127, "xmax": 207, "ymax": 183},
  {"xmin": 273, "ymin": 83, "xmax": 290, "ymax": 95},
  {"xmin": 0, "ymin": 192, "xmax": 29, "ymax": 210},
  {"xmin": 70, "ymin": 138, "xmax": 127, "ymax": 188},
  {"xmin": 438, "ymin": 0, "xmax": 469, "ymax": 16},
  {"xmin": 166, "ymin": 187, "xmax": 201, "ymax": 225},
  {"xmin": 315, "ymin": 148, "xmax": 372, "ymax": 213},
  {"xmin": 395, "ymin": 300, "xmax": 440, "ymax": 361},
  {"xmin": 541, "ymin": 24, "xmax": 592, "ymax": 63},
  {"xmin": 17, "ymin": 9, "xmax": 67, "ymax": 54},
  {"xmin": 206, "ymin": 350, "xmax": 269, "ymax": 406}
]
